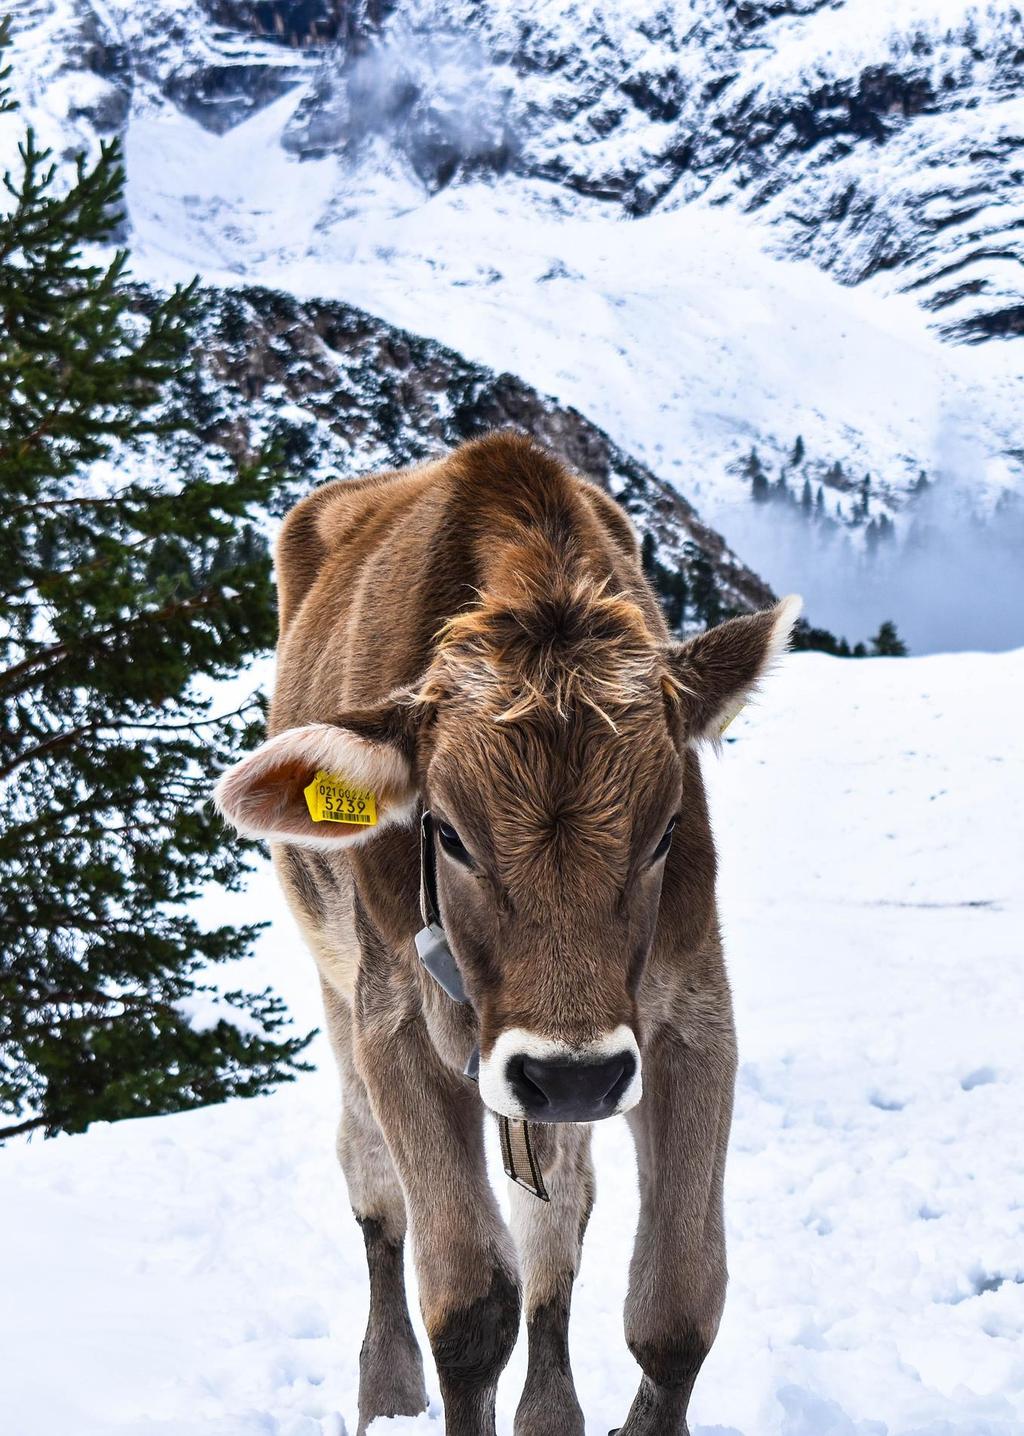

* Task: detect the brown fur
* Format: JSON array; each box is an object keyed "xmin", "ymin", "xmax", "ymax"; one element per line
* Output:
[{"xmin": 216, "ymin": 431, "xmax": 799, "ymax": 1435}]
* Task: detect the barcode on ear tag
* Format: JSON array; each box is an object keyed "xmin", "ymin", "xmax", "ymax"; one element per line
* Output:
[{"xmin": 303, "ymin": 771, "xmax": 378, "ymax": 825}]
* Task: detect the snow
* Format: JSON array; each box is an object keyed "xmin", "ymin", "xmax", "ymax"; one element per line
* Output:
[
  {"xmin": 117, "ymin": 102, "xmax": 1021, "ymax": 520},
  {"xmin": 6, "ymin": 0, "xmax": 1024, "ymax": 650},
  {"xmin": 117, "ymin": 117, "xmax": 1024, "ymax": 649},
  {"xmin": 4, "ymin": 647, "xmax": 1023, "ymax": 1436}
]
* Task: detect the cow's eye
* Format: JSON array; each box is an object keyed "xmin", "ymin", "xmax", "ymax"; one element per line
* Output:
[
  {"xmin": 437, "ymin": 821, "xmax": 473, "ymax": 866},
  {"xmin": 651, "ymin": 818, "xmax": 677, "ymax": 864}
]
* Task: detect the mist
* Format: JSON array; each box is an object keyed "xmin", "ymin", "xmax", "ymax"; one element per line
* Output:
[{"xmin": 707, "ymin": 474, "xmax": 1024, "ymax": 657}]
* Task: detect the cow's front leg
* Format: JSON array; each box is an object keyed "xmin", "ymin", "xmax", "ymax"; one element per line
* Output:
[
  {"xmin": 616, "ymin": 1018, "xmax": 736, "ymax": 1436},
  {"xmin": 509, "ymin": 1121, "xmax": 594, "ymax": 1436},
  {"xmin": 355, "ymin": 991, "xmax": 520, "ymax": 1436},
  {"xmin": 321, "ymin": 981, "xmax": 428, "ymax": 1435}
]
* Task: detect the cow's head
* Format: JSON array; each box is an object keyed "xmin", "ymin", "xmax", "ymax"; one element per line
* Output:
[{"xmin": 215, "ymin": 585, "xmax": 800, "ymax": 1124}]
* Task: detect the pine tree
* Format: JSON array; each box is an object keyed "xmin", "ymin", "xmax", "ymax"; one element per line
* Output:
[
  {"xmin": 744, "ymin": 447, "xmax": 769, "ymax": 503},
  {"xmin": 0, "ymin": 26, "xmax": 311, "ymax": 1140},
  {"xmin": 800, "ymin": 477, "xmax": 812, "ymax": 514},
  {"xmin": 791, "ymin": 435, "xmax": 805, "ymax": 466},
  {"xmin": 686, "ymin": 545, "xmax": 722, "ymax": 629},
  {"xmin": 859, "ymin": 474, "xmax": 871, "ymax": 519},
  {"xmin": 870, "ymin": 621, "xmax": 908, "ymax": 657},
  {"xmin": 659, "ymin": 566, "xmax": 688, "ymax": 631},
  {"xmin": 639, "ymin": 531, "xmax": 687, "ymax": 632}
]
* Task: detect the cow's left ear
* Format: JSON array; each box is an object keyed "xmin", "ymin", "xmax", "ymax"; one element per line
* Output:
[
  {"xmin": 213, "ymin": 693, "xmax": 422, "ymax": 849},
  {"xmin": 665, "ymin": 596, "xmax": 802, "ymax": 742}
]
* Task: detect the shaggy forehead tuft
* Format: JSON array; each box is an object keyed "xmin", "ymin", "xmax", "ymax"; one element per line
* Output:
[{"xmin": 419, "ymin": 570, "xmax": 667, "ymax": 726}]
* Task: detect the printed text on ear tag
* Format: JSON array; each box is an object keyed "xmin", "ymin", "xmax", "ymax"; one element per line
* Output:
[{"xmin": 303, "ymin": 771, "xmax": 378, "ymax": 826}]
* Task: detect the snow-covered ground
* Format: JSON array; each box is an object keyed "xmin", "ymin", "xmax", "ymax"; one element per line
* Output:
[{"xmin": 4, "ymin": 647, "xmax": 1022, "ymax": 1436}]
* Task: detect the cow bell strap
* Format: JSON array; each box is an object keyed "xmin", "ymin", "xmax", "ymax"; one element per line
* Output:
[
  {"xmin": 416, "ymin": 808, "xmax": 548, "ymax": 1202},
  {"xmin": 498, "ymin": 1114, "xmax": 550, "ymax": 1202},
  {"xmin": 415, "ymin": 810, "xmax": 468, "ymax": 1003}
]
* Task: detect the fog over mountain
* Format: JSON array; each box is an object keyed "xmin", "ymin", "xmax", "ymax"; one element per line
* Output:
[{"xmin": 7, "ymin": 0, "xmax": 1023, "ymax": 649}]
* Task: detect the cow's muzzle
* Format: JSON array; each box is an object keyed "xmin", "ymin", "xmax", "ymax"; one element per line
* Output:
[
  {"xmin": 508, "ymin": 1049, "xmax": 636, "ymax": 1122},
  {"xmin": 478, "ymin": 1025, "xmax": 643, "ymax": 1123}
]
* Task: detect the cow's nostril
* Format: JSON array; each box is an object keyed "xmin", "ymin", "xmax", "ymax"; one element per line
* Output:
[
  {"xmin": 506, "ymin": 1055, "xmax": 550, "ymax": 1108},
  {"xmin": 507, "ymin": 1049, "xmax": 637, "ymax": 1123}
]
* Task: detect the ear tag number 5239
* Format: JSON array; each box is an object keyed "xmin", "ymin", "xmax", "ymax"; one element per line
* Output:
[{"xmin": 304, "ymin": 771, "xmax": 378, "ymax": 826}]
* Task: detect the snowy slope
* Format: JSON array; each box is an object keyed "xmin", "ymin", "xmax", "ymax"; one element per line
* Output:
[
  {"xmin": 6, "ymin": 0, "xmax": 1023, "ymax": 651},
  {"xmin": 172, "ymin": 282, "xmax": 778, "ymax": 623},
  {"xmin": 3, "ymin": 647, "xmax": 1023, "ymax": 1436}
]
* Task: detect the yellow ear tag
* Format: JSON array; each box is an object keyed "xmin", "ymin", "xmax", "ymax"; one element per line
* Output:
[{"xmin": 303, "ymin": 771, "xmax": 378, "ymax": 826}]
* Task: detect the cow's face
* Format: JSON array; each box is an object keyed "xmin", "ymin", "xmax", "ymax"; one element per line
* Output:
[
  {"xmin": 214, "ymin": 595, "xmax": 800, "ymax": 1124},
  {"xmin": 421, "ymin": 696, "xmax": 677, "ymax": 1121}
]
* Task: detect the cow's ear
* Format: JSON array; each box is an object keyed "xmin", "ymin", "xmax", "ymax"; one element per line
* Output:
[
  {"xmin": 665, "ymin": 596, "xmax": 802, "ymax": 742},
  {"xmin": 213, "ymin": 694, "xmax": 421, "ymax": 849}
]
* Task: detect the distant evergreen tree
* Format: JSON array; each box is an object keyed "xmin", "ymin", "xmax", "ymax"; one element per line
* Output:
[
  {"xmin": 792, "ymin": 616, "xmax": 907, "ymax": 660},
  {"xmin": 771, "ymin": 472, "xmax": 789, "ymax": 503},
  {"xmin": 791, "ymin": 435, "xmax": 805, "ymax": 466},
  {"xmin": 659, "ymin": 567, "xmax": 688, "ymax": 631},
  {"xmin": 639, "ymin": 531, "xmax": 687, "ymax": 632},
  {"xmin": 870, "ymin": 621, "xmax": 908, "ymax": 656},
  {"xmin": 685, "ymin": 546, "xmax": 722, "ymax": 628},
  {"xmin": 0, "ymin": 26, "xmax": 311, "ymax": 1140},
  {"xmin": 800, "ymin": 477, "xmax": 812, "ymax": 514},
  {"xmin": 744, "ymin": 448, "xmax": 769, "ymax": 503},
  {"xmin": 912, "ymin": 471, "xmax": 930, "ymax": 497},
  {"xmin": 859, "ymin": 475, "xmax": 871, "ymax": 519},
  {"xmin": 815, "ymin": 484, "xmax": 824, "ymax": 514},
  {"xmin": 790, "ymin": 620, "xmax": 851, "ymax": 656}
]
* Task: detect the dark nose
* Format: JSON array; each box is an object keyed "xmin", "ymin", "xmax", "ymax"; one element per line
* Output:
[{"xmin": 507, "ymin": 1050, "xmax": 637, "ymax": 1123}]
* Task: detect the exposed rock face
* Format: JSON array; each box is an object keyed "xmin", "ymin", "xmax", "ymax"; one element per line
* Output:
[
  {"xmin": 12, "ymin": 2, "xmax": 1020, "ymax": 341},
  {"xmin": 185, "ymin": 284, "xmax": 776, "ymax": 624},
  {"xmin": 201, "ymin": 1, "xmax": 395, "ymax": 50},
  {"xmin": 6, "ymin": 0, "xmax": 1020, "ymax": 648}
]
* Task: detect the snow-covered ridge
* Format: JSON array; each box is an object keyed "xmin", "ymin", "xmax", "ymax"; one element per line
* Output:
[
  {"xmin": 176, "ymin": 282, "xmax": 777, "ymax": 623},
  {"xmin": 6, "ymin": 0, "xmax": 1023, "ymax": 648},
  {"xmin": 16, "ymin": 0, "xmax": 1021, "ymax": 338}
]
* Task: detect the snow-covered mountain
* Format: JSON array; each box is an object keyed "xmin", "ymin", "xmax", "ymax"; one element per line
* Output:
[
  {"xmin": 180, "ymin": 283, "xmax": 776, "ymax": 623},
  {"xmin": 6, "ymin": 0, "xmax": 1023, "ymax": 648},
  {"xmin": 20, "ymin": 0, "xmax": 1023, "ymax": 337}
]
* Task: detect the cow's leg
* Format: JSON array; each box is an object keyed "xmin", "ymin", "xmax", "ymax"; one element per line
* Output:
[
  {"xmin": 615, "ymin": 1022, "xmax": 736, "ymax": 1436},
  {"xmin": 322, "ymin": 981, "xmax": 428, "ymax": 1435},
  {"xmin": 509, "ymin": 1121, "xmax": 594, "ymax": 1436},
  {"xmin": 354, "ymin": 971, "xmax": 520, "ymax": 1436}
]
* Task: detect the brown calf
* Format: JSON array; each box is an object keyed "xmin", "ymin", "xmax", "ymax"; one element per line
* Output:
[{"xmin": 215, "ymin": 432, "xmax": 800, "ymax": 1436}]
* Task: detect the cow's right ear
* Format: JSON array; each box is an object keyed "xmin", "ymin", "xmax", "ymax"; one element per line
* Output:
[{"xmin": 213, "ymin": 696, "xmax": 421, "ymax": 849}]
